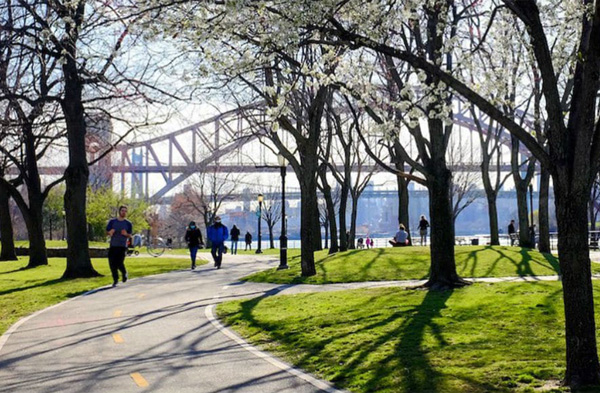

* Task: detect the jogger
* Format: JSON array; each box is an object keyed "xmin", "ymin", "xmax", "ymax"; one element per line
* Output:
[{"xmin": 106, "ymin": 205, "xmax": 133, "ymax": 287}]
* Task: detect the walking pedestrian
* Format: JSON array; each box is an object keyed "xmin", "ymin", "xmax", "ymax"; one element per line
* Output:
[
  {"xmin": 207, "ymin": 216, "xmax": 229, "ymax": 269},
  {"xmin": 245, "ymin": 231, "xmax": 252, "ymax": 250},
  {"xmin": 185, "ymin": 221, "xmax": 203, "ymax": 270},
  {"xmin": 418, "ymin": 215, "xmax": 430, "ymax": 246},
  {"xmin": 365, "ymin": 236, "xmax": 371, "ymax": 249},
  {"xmin": 106, "ymin": 205, "xmax": 132, "ymax": 287},
  {"xmin": 508, "ymin": 219, "xmax": 516, "ymax": 246},
  {"xmin": 230, "ymin": 225, "xmax": 240, "ymax": 255}
]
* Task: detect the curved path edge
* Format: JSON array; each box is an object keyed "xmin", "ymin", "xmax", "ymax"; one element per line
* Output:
[{"xmin": 205, "ymin": 304, "xmax": 346, "ymax": 393}]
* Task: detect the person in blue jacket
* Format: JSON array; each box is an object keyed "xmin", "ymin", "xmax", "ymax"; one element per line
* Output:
[{"xmin": 207, "ymin": 216, "xmax": 229, "ymax": 269}]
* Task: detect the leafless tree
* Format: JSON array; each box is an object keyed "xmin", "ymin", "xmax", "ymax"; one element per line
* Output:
[
  {"xmin": 0, "ymin": 1, "xmax": 182, "ymax": 277},
  {"xmin": 174, "ymin": 166, "xmax": 240, "ymax": 246},
  {"xmin": 259, "ymin": 186, "xmax": 282, "ymax": 249},
  {"xmin": 470, "ymin": 107, "xmax": 512, "ymax": 245},
  {"xmin": 0, "ymin": 154, "xmax": 18, "ymax": 261},
  {"xmin": 0, "ymin": 4, "xmax": 67, "ymax": 267},
  {"xmin": 446, "ymin": 139, "xmax": 481, "ymax": 224}
]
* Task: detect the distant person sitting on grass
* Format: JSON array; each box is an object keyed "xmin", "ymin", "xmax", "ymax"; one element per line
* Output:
[
  {"xmin": 357, "ymin": 238, "xmax": 364, "ymax": 249},
  {"xmin": 389, "ymin": 224, "xmax": 409, "ymax": 247}
]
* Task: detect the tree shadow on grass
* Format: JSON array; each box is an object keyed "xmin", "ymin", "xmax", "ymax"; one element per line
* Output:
[
  {"xmin": 457, "ymin": 247, "xmax": 481, "ymax": 278},
  {"xmin": 0, "ymin": 278, "xmax": 65, "ymax": 297},
  {"xmin": 0, "ymin": 266, "xmax": 30, "ymax": 276},
  {"xmin": 357, "ymin": 248, "xmax": 385, "ymax": 281},
  {"xmin": 230, "ymin": 288, "xmax": 499, "ymax": 392},
  {"xmin": 541, "ymin": 252, "xmax": 560, "ymax": 274},
  {"xmin": 356, "ymin": 289, "xmax": 499, "ymax": 392},
  {"xmin": 489, "ymin": 247, "xmax": 559, "ymax": 277}
]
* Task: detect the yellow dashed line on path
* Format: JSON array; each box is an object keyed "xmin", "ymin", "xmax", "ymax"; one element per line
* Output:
[
  {"xmin": 112, "ymin": 334, "xmax": 124, "ymax": 344},
  {"xmin": 113, "ymin": 310, "xmax": 122, "ymax": 317},
  {"xmin": 130, "ymin": 372, "xmax": 149, "ymax": 387}
]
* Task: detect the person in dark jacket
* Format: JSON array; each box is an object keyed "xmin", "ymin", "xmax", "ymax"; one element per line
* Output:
[
  {"xmin": 418, "ymin": 215, "xmax": 430, "ymax": 246},
  {"xmin": 185, "ymin": 221, "xmax": 203, "ymax": 270},
  {"xmin": 230, "ymin": 225, "xmax": 240, "ymax": 255},
  {"xmin": 207, "ymin": 216, "xmax": 229, "ymax": 269},
  {"xmin": 245, "ymin": 231, "xmax": 252, "ymax": 250},
  {"xmin": 106, "ymin": 205, "xmax": 133, "ymax": 287},
  {"xmin": 508, "ymin": 219, "xmax": 517, "ymax": 246}
]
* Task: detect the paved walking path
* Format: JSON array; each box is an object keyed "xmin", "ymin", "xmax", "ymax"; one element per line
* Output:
[
  {"xmin": 0, "ymin": 255, "xmax": 345, "ymax": 393},
  {"xmin": 0, "ymin": 252, "xmax": 592, "ymax": 393}
]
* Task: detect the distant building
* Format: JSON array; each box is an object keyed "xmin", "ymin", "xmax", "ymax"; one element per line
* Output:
[{"xmin": 85, "ymin": 112, "xmax": 113, "ymax": 190}]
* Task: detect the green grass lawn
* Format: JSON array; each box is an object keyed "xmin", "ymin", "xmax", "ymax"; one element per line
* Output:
[
  {"xmin": 12, "ymin": 240, "xmax": 109, "ymax": 248},
  {"xmin": 217, "ymin": 280, "xmax": 583, "ymax": 393},
  {"xmin": 0, "ymin": 256, "xmax": 202, "ymax": 335},
  {"xmin": 242, "ymin": 246, "xmax": 596, "ymax": 284}
]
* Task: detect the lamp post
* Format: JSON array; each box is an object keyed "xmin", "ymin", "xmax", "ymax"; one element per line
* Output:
[
  {"xmin": 529, "ymin": 184, "xmax": 534, "ymax": 226},
  {"xmin": 277, "ymin": 154, "xmax": 288, "ymax": 269},
  {"xmin": 529, "ymin": 184, "xmax": 536, "ymax": 248},
  {"xmin": 62, "ymin": 210, "xmax": 66, "ymax": 241},
  {"xmin": 256, "ymin": 193, "xmax": 264, "ymax": 254}
]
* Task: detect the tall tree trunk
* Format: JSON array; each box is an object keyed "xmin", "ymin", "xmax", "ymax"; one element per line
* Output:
[
  {"xmin": 61, "ymin": 56, "xmax": 99, "ymax": 278},
  {"xmin": 269, "ymin": 225, "xmax": 274, "ymax": 249},
  {"xmin": 511, "ymin": 136, "xmax": 534, "ymax": 248},
  {"xmin": 396, "ymin": 169, "xmax": 411, "ymax": 245},
  {"xmin": 338, "ymin": 184, "xmax": 349, "ymax": 251},
  {"xmin": 590, "ymin": 200, "xmax": 596, "ymax": 231},
  {"xmin": 486, "ymin": 193, "xmax": 500, "ymax": 245},
  {"xmin": 538, "ymin": 168, "xmax": 551, "ymax": 253},
  {"xmin": 323, "ymin": 221, "xmax": 328, "ymax": 249},
  {"xmin": 424, "ymin": 163, "xmax": 468, "ymax": 289},
  {"xmin": 349, "ymin": 195, "xmax": 358, "ymax": 249},
  {"xmin": 0, "ymin": 184, "xmax": 17, "ymax": 261},
  {"xmin": 515, "ymin": 182, "xmax": 532, "ymax": 248},
  {"xmin": 480, "ymin": 153, "xmax": 500, "ymax": 245},
  {"xmin": 554, "ymin": 179, "xmax": 600, "ymax": 386},
  {"xmin": 0, "ymin": 181, "xmax": 47, "ymax": 267},
  {"xmin": 318, "ymin": 166, "xmax": 339, "ymax": 254},
  {"xmin": 49, "ymin": 215, "xmax": 53, "ymax": 241},
  {"xmin": 25, "ymin": 194, "xmax": 48, "ymax": 268},
  {"xmin": 299, "ymin": 180, "xmax": 317, "ymax": 277},
  {"xmin": 22, "ymin": 126, "xmax": 48, "ymax": 267}
]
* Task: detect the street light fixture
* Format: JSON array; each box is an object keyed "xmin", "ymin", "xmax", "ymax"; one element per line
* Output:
[
  {"xmin": 277, "ymin": 154, "xmax": 288, "ymax": 269},
  {"xmin": 529, "ymin": 184, "xmax": 535, "ymax": 248},
  {"xmin": 256, "ymin": 193, "xmax": 264, "ymax": 254},
  {"xmin": 62, "ymin": 210, "xmax": 66, "ymax": 241}
]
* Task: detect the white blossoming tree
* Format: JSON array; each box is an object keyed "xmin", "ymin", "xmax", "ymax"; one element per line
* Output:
[{"xmin": 315, "ymin": 0, "xmax": 600, "ymax": 387}]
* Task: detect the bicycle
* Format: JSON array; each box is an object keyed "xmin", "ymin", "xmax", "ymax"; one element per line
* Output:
[{"xmin": 146, "ymin": 236, "xmax": 167, "ymax": 257}]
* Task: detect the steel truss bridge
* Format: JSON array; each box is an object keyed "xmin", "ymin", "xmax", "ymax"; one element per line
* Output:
[{"xmin": 29, "ymin": 102, "xmax": 535, "ymax": 203}]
